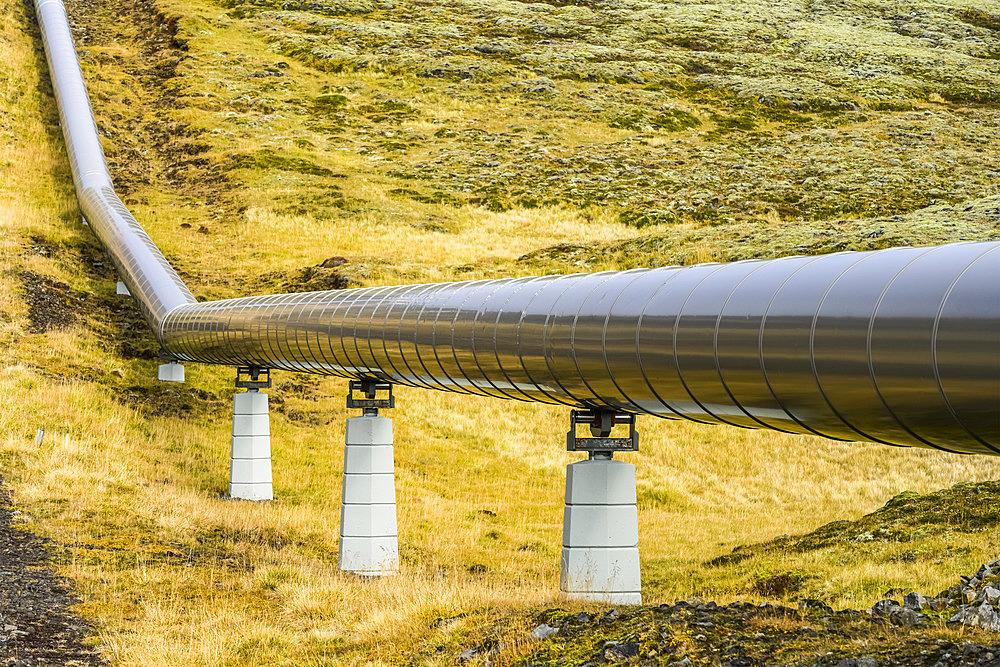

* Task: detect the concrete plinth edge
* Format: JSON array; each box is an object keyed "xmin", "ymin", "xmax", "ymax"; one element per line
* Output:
[
  {"xmin": 563, "ymin": 591, "xmax": 643, "ymax": 605},
  {"xmin": 157, "ymin": 362, "xmax": 185, "ymax": 383},
  {"xmin": 559, "ymin": 458, "xmax": 641, "ymax": 604},
  {"xmin": 339, "ymin": 415, "xmax": 398, "ymax": 576},
  {"xmin": 338, "ymin": 536, "xmax": 398, "ymax": 576},
  {"xmin": 229, "ymin": 482, "xmax": 273, "ymax": 502},
  {"xmin": 229, "ymin": 390, "xmax": 272, "ymax": 501}
]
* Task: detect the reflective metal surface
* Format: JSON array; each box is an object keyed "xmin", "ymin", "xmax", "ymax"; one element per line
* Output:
[
  {"xmin": 38, "ymin": 0, "xmax": 1000, "ymax": 454},
  {"xmin": 36, "ymin": 0, "xmax": 195, "ymax": 328},
  {"xmin": 154, "ymin": 244, "xmax": 1000, "ymax": 453}
]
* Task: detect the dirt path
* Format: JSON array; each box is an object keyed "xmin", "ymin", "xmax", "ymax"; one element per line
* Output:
[{"xmin": 0, "ymin": 480, "xmax": 103, "ymax": 666}]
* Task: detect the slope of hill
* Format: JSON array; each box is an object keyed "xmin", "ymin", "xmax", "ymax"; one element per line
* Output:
[{"xmin": 2, "ymin": 0, "xmax": 1000, "ymax": 663}]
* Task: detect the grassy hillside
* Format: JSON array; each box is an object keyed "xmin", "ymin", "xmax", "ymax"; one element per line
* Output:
[{"xmin": 2, "ymin": 0, "xmax": 1000, "ymax": 664}]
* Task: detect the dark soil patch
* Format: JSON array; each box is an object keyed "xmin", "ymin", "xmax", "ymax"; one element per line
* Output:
[
  {"xmin": 18, "ymin": 271, "xmax": 87, "ymax": 334},
  {"xmin": 18, "ymin": 262, "xmax": 160, "ymax": 361},
  {"xmin": 0, "ymin": 478, "xmax": 104, "ymax": 665},
  {"xmin": 117, "ymin": 384, "xmax": 225, "ymax": 418},
  {"xmin": 258, "ymin": 265, "xmax": 353, "ymax": 293},
  {"xmin": 753, "ymin": 571, "xmax": 808, "ymax": 597},
  {"xmin": 66, "ymin": 0, "xmax": 230, "ymax": 209}
]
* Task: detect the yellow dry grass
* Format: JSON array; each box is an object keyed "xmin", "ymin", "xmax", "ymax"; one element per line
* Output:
[{"xmin": 231, "ymin": 204, "xmax": 643, "ymax": 282}]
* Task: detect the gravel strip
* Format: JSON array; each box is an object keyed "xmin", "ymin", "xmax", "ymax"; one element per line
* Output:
[{"xmin": 0, "ymin": 478, "xmax": 103, "ymax": 666}]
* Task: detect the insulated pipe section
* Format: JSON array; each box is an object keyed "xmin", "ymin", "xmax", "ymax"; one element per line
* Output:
[
  {"xmin": 160, "ymin": 242, "xmax": 1000, "ymax": 454},
  {"xmin": 35, "ymin": 0, "xmax": 195, "ymax": 328},
  {"xmin": 36, "ymin": 0, "xmax": 1000, "ymax": 454}
]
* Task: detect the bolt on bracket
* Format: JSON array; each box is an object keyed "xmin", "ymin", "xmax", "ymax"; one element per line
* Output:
[
  {"xmin": 567, "ymin": 409, "xmax": 638, "ymax": 453},
  {"xmin": 347, "ymin": 379, "xmax": 394, "ymax": 414},
  {"xmin": 236, "ymin": 366, "xmax": 271, "ymax": 390}
]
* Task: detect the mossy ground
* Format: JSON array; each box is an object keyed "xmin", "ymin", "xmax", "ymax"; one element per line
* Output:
[
  {"xmin": 68, "ymin": 0, "xmax": 1000, "ymax": 288},
  {"xmin": 2, "ymin": 0, "xmax": 1000, "ymax": 664}
]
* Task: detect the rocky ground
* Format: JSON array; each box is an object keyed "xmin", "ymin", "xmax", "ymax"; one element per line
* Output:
[
  {"xmin": 239, "ymin": 0, "xmax": 1000, "ymax": 225},
  {"xmin": 514, "ymin": 594, "xmax": 1000, "ymax": 667},
  {"xmin": 0, "ymin": 479, "xmax": 103, "ymax": 666},
  {"xmin": 60, "ymin": 0, "xmax": 1000, "ymax": 288},
  {"xmin": 438, "ymin": 484, "xmax": 1000, "ymax": 665},
  {"xmin": 476, "ymin": 560, "xmax": 1000, "ymax": 666}
]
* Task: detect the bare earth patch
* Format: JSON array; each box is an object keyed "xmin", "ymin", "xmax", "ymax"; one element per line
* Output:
[
  {"xmin": 0, "ymin": 479, "xmax": 103, "ymax": 666},
  {"xmin": 18, "ymin": 271, "xmax": 87, "ymax": 334}
]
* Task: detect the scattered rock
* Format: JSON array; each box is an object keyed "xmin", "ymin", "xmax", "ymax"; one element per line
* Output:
[
  {"xmin": 977, "ymin": 586, "xmax": 1000, "ymax": 605},
  {"xmin": 474, "ymin": 43, "xmax": 511, "ymax": 55},
  {"xmin": 524, "ymin": 594, "xmax": 1000, "ymax": 665},
  {"xmin": 434, "ymin": 615, "xmax": 463, "ymax": 629},
  {"xmin": 529, "ymin": 623, "xmax": 558, "ymax": 640},
  {"xmin": 870, "ymin": 599, "xmax": 902, "ymax": 617},
  {"xmin": 511, "ymin": 77, "xmax": 556, "ymax": 95},
  {"xmin": 887, "ymin": 607, "xmax": 924, "ymax": 628},
  {"xmin": 799, "ymin": 598, "xmax": 834, "ymax": 614},
  {"xmin": 949, "ymin": 602, "xmax": 1000, "ymax": 631},
  {"xmin": 603, "ymin": 641, "xmax": 640, "ymax": 662},
  {"xmin": 929, "ymin": 598, "xmax": 950, "ymax": 611},
  {"xmin": 319, "ymin": 255, "xmax": 347, "ymax": 268}
]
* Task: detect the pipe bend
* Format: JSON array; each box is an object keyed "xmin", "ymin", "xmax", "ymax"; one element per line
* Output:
[{"xmin": 35, "ymin": 0, "xmax": 1000, "ymax": 453}]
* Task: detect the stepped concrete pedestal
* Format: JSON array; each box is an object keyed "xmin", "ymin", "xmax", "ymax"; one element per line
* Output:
[
  {"xmin": 230, "ymin": 389, "xmax": 273, "ymax": 501},
  {"xmin": 560, "ymin": 456, "xmax": 642, "ymax": 604},
  {"xmin": 339, "ymin": 414, "xmax": 398, "ymax": 576},
  {"xmin": 157, "ymin": 361, "xmax": 185, "ymax": 383}
]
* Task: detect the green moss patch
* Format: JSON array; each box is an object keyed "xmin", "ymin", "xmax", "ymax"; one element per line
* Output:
[
  {"xmin": 709, "ymin": 482, "xmax": 1000, "ymax": 569},
  {"xmin": 228, "ymin": 149, "xmax": 334, "ymax": 177}
]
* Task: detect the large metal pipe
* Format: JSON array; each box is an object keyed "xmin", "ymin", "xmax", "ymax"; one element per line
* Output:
[
  {"xmin": 158, "ymin": 246, "xmax": 1000, "ymax": 454},
  {"xmin": 35, "ymin": 0, "xmax": 1000, "ymax": 455},
  {"xmin": 35, "ymin": 0, "xmax": 196, "ymax": 327}
]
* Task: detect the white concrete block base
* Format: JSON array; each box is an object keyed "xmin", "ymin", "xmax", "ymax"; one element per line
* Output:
[
  {"xmin": 157, "ymin": 362, "xmax": 185, "ymax": 383},
  {"xmin": 229, "ymin": 390, "xmax": 272, "ymax": 501},
  {"xmin": 560, "ymin": 458, "xmax": 641, "ymax": 604},
  {"xmin": 339, "ymin": 415, "xmax": 398, "ymax": 576},
  {"xmin": 116, "ymin": 281, "xmax": 131, "ymax": 296}
]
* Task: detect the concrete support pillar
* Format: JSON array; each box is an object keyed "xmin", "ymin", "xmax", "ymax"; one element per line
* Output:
[
  {"xmin": 339, "ymin": 414, "xmax": 398, "ymax": 576},
  {"xmin": 560, "ymin": 455, "xmax": 641, "ymax": 604},
  {"xmin": 116, "ymin": 281, "xmax": 131, "ymax": 296},
  {"xmin": 230, "ymin": 389, "xmax": 273, "ymax": 501},
  {"xmin": 157, "ymin": 361, "xmax": 184, "ymax": 383}
]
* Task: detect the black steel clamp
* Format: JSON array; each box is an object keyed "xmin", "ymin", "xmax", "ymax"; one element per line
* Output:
[
  {"xmin": 347, "ymin": 379, "xmax": 394, "ymax": 416},
  {"xmin": 567, "ymin": 409, "xmax": 638, "ymax": 456},
  {"xmin": 236, "ymin": 366, "xmax": 271, "ymax": 390}
]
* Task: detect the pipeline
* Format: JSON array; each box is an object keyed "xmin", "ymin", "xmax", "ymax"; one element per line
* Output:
[{"xmin": 34, "ymin": 0, "xmax": 1000, "ymax": 455}]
